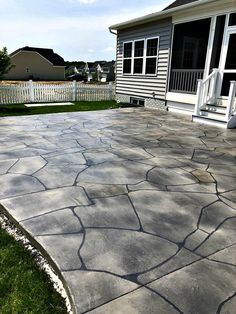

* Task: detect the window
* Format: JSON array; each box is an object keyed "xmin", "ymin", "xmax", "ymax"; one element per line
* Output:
[
  {"xmin": 130, "ymin": 97, "xmax": 145, "ymax": 106},
  {"xmin": 134, "ymin": 40, "xmax": 144, "ymax": 74},
  {"xmin": 102, "ymin": 67, "xmax": 109, "ymax": 73},
  {"xmin": 123, "ymin": 42, "xmax": 132, "ymax": 74},
  {"xmin": 146, "ymin": 38, "xmax": 158, "ymax": 74},
  {"xmin": 123, "ymin": 37, "xmax": 159, "ymax": 75}
]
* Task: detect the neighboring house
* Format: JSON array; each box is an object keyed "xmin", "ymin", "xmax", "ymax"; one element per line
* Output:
[
  {"xmin": 77, "ymin": 62, "xmax": 90, "ymax": 75},
  {"xmin": 109, "ymin": 0, "xmax": 236, "ymax": 128},
  {"xmin": 66, "ymin": 61, "xmax": 87, "ymax": 81},
  {"xmin": 65, "ymin": 65, "xmax": 79, "ymax": 77},
  {"xmin": 87, "ymin": 61, "xmax": 106, "ymax": 82},
  {"xmin": 100, "ymin": 61, "xmax": 116, "ymax": 82},
  {"xmin": 5, "ymin": 46, "xmax": 65, "ymax": 80},
  {"xmin": 87, "ymin": 61, "xmax": 116, "ymax": 82}
]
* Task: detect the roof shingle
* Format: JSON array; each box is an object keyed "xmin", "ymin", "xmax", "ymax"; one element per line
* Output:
[{"xmin": 163, "ymin": 0, "xmax": 199, "ymax": 10}]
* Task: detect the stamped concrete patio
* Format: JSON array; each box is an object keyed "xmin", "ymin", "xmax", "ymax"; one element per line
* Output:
[{"xmin": 0, "ymin": 108, "xmax": 235, "ymax": 314}]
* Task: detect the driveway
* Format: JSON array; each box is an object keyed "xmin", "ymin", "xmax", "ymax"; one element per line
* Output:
[{"xmin": 0, "ymin": 108, "xmax": 235, "ymax": 314}]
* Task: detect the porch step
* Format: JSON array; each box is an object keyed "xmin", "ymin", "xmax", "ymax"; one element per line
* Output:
[
  {"xmin": 199, "ymin": 110, "xmax": 226, "ymax": 121},
  {"xmin": 205, "ymin": 104, "xmax": 227, "ymax": 114},
  {"xmin": 192, "ymin": 115, "xmax": 228, "ymax": 128}
]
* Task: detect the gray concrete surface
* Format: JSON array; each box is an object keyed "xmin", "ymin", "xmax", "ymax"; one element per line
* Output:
[{"xmin": 0, "ymin": 108, "xmax": 235, "ymax": 314}]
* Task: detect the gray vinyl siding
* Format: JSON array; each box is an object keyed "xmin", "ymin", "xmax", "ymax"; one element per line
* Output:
[{"xmin": 116, "ymin": 18, "xmax": 172, "ymax": 100}]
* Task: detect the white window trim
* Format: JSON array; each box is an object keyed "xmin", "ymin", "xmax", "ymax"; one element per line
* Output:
[
  {"xmin": 123, "ymin": 41, "xmax": 133, "ymax": 75},
  {"xmin": 145, "ymin": 36, "xmax": 160, "ymax": 75},
  {"xmin": 122, "ymin": 36, "xmax": 159, "ymax": 76},
  {"xmin": 133, "ymin": 39, "xmax": 145, "ymax": 75}
]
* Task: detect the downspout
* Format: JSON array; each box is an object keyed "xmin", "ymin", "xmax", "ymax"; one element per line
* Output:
[{"xmin": 109, "ymin": 28, "xmax": 117, "ymax": 101}]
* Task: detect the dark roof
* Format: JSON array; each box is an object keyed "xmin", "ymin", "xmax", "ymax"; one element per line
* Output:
[
  {"xmin": 163, "ymin": 0, "xmax": 199, "ymax": 10},
  {"xmin": 88, "ymin": 60, "xmax": 106, "ymax": 69},
  {"xmin": 11, "ymin": 46, "xmax": 65, "ymax": 66},
  {"xmin": 102, "ymin": 61, "xmax": 115, "ymax": 68},
  {"xmin": 89, "ymin": 61, "xmax": 107, "ymax": 69},
  {"xmin": 87, "ymin": 62, "xmax": 94, "ymax": 68}
]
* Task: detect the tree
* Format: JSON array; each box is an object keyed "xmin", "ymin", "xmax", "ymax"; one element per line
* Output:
[{"xmin": 0, "ymin": 47, "xmax": 13, "ymax": 79}]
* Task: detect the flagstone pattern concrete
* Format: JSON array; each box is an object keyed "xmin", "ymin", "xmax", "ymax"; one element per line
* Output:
[{"xmin": 0, "ymin": 108, "xmax": 235, "ymax": 314}]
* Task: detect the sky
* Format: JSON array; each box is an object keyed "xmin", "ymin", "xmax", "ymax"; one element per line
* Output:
[{"xmin": 0, "ymin": 0, "xmax": 173, "ymax": 62}]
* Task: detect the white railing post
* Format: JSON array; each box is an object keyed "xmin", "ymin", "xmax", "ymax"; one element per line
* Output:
[
  {"xmin": 29, "ymin": 80, "xmax": 34, "ymax": 102},
  {"xmin": 194, "ymin": 79, "xmax": 203, "ymax": 116},
  {"xmin": 208, "ymin": 69, "xmax": 218, "ymax": 104},
  {"xmin": 72, "ymin": 80, "xmax": 77, "ymax": 102},
  {"xmin": 109, "ymin": 82, "xmax": 113, "ymax": 100},
  {"xmin": 226, "ymin": 81, "xmax": 236, "ymax": 120}
]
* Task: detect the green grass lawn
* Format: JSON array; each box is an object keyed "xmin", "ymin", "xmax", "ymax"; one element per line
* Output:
[
  {"xmin": 0, "ymin": 101, "xmax": 119, "ymax": 117},
  {"xmin": 0, "ymin": 227, "xmax": 67, "ymax": 314}
]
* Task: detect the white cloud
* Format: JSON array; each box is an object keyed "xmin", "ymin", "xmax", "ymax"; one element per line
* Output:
[
  {"xmin": 104, "ymin": 46, "xmax": 115, "ymax": 52},
  {"xmin": 75, "ymin": 0, "xmax": 96, "ymax": 4},
  {"xmin": 88, "ymin": 49, "xmax": 94, "ymax": 53}
]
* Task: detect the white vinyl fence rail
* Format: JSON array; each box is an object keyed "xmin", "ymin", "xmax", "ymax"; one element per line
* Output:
[{"xmin": 0, "ymin": 80, "xmax": 115, "ymax": 105}]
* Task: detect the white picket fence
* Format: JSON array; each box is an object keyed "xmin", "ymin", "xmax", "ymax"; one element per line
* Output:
[{"xmin": 0, "ymin": 80, "xmax": 115, "ymax": 105}]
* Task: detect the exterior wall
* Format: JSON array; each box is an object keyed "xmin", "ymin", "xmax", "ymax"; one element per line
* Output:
[
  {"xmin": 115, "ymin": 1, "xmax": 236, "ymax": 114},
  {"xmin": 116, "ymin": 18, "xmax": 172, "ymax": 106},
  {"xmin": 5, "ymin": 51, "xmax": 65, "ymax": 80}
]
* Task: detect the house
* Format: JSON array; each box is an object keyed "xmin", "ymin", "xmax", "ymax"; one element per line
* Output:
[
  {"xmin": 109, "ymin": 0, "xmax": 236, "ymax": 128},
  {"xmin": 65, "ymin": 65, "xmax": 79, "ymax": 77},
  {"xmin": 86, "ymin": 61, "xmax": 115, "ymax": 82},
  {"xmin": 5, "ymin": 46, "xmax": 65, "ymax": 80},
  {"xmin": 77, "ymin": 62, "xmax": 90, "ymax": 75},
  {"xmin": 100, "ymin": 61, "xmax": 116, "ymax": 82},
  {"xmin": 87, "ymin": 61, "xmax": 106, "ymax": 82}
]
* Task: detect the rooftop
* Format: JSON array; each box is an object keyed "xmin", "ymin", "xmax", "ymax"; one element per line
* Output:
[{"xmin": 11, "ymin": 46, "xmax": 65, "ymax": 67}]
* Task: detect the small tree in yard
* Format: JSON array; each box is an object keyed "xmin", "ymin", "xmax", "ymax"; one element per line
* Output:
[{"xmin": 0, "ymin": 47, "xmax": 12, "ymax": 80}]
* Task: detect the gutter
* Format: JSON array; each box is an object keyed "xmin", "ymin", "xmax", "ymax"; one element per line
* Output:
[
  {"xmin": 109, "ymin": 0, "xmax": 217, "ymax": 31},
  {"xmin": 109, "ymin": 28, "xmax": 117, "ymax": 35}
]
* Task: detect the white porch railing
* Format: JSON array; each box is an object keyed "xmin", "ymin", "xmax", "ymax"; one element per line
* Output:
[
  {"xmin": 169, "ymin": 69, "xmax": 204, "ymax": 93},
  {"xmin": 0, "ymin": 80, "xmax": 115, "ymax": 105},
  {"xmin": 226, "ymin": 81, "xmax": 236, "ymax": 120},
  {"xmin": 194, "ymin": 69, "xmax": 219, "ymax": 116}
]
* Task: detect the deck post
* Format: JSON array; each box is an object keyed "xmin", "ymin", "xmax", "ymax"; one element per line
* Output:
[
  {"xmin": 29, "ymin": 80, "xmax": 34, "ymax": 103},
  {"xmin": 208, "ymin": 69, "xmax": 218, "ymax": 104},
  {"xmin": 194, "ymin": 79, "xmax": 203, "ymax": 116},
  {"xmin": 226, "ymin": 81, "xmax": 236, "ymax": 120}
]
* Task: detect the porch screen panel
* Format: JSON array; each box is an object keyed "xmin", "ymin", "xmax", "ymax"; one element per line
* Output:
[
  {"xmin": 225, "ymin": 34, "xmax": 236, "ymax": 69},
  {"xmin": 221, "ymin": 34, "xmax": 236, "ymax": 96},
  {"xmin": 170, "ymin": 18, "xmax": 211, "ymax": 93},
  {"xmin": 229, "ymin": 13, "xmax": 236, "ymax": 26},
  {"xmin": 210, "ymin": 15, "xmax": 226, "ymax": 70}
]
